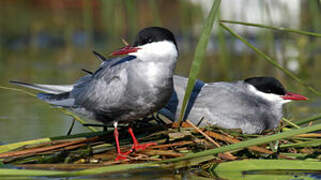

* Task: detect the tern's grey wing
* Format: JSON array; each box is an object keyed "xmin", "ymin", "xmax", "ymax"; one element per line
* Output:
[
  {"xmin": 168, "ymin": 81, "xmax": 238, "ymax": 122},
  {"xmin": 37, "ymin": 56, "xmax": 134, "ymax": 108},
  {"xmin": 186, "ymin": 81, "xmax": 274, "ymax": 134},
  {"xmin": 36, "ymin": 74, "xmax": 93, "ymax": 107},
  {"xmin": 10, "ymin": 80, "xmax": 73, "ymax": 94},
  {"xmin": 71, "ymin": 56, "xmax": 138, "ymax": 112}
]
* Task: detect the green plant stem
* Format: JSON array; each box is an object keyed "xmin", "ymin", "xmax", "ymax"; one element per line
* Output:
[
  {"xmin": 0, "ymin": 85, "xmax": 36, "ymax": 97},
  {"xmin": 178, "ymin": 0, "xmax": 221, "ymax": 125},
  {"xmin": 219, "ymin": 22, "xmax": 321, "ymax": 97},
  {"xmin": 0, "ymin": 169, "xmax": 69, "ymax": 177},
  {"xmin": 220, "ymin": 20, "xmax": 321, "ymax": 37},
  {"xmin": 295, "ymin": 113, "xmax": 321, "ymax": 126},
  {"xmin": 282, "ymin": 118, "xmax": 300, "ymax": 129},
  {"xmin": 279, "ymin": 139, "xmax": 321, "ymax": 148},
  {"xmin": 0, "ymin": 131, "xmax": 107, "ymax": 154},
  {"xmin": 0, "ymin": 138, "xmax": 51, "ymax": 154},
  {"xmin": 214, "ymin": 160, "xmax": 321, "ymax": 180},
  {"xmin": 0, "ymin": 164, "xmax": 160, "ymax": 177}
]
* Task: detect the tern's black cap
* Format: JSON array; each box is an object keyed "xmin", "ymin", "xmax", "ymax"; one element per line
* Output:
[
  {"xmin": 133, "ymin": 27, "xmax": 178, "ymax": 49},
  {"xmin": 245, "ymin": 76, "xmax": 287, "ymax": 95}
]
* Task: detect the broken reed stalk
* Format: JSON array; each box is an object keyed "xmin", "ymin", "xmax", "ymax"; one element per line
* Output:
[
  {"xmin": 186, "ymin": 120, "xmax": 237, "ymax": 160},
  {"xmin": 186, "ymin": 120, "xmax": 220, "ymax": 147},
  {"xmin": 282, "ymin": 118, "xmax": 301, "ymax": 129},
  {"xmin": 204, "ymin": 131, "xmax": 273, "ymax": 154}
]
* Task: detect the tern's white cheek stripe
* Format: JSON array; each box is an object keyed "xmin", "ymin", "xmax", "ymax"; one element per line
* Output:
[
  {"xmin": 130, "ymin": 40, "xmax": 178, "ymax": 62},
  {"xmin": 248, "ymin": 85, "xmax": 287, "ymax": 104}
]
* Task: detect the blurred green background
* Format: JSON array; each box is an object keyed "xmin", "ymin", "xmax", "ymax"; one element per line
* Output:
[{"xmin": 0, "ymin": 0, "xmax": 320, "ymax": 143}]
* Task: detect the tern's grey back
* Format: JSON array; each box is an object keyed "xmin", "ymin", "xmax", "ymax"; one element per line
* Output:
[{"xmin": 162, "ymin": 75, "xmax": 284, "ymax": 134}]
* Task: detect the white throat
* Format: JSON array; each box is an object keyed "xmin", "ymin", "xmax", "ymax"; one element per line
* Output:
[
  {"xmin": 247, "ymin": 84, "xmax": 291, "ymax": 105},
  {"xmin": 129, "ymin": 40, "xmax": 178, "ymax": 63}
]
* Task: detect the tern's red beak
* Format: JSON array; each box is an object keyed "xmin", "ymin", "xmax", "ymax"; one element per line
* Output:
[
  {"xmin": 282, "ymin": 92, "xmax": 308, "ymax": 101},
  {"xmin": 111, "ymin": 46, "xmax": 140, "ymax": 56}
]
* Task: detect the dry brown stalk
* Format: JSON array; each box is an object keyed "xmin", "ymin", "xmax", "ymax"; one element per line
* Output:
[
  {"xmin": 185, "ymin": 120, "xmax": 221, "ymax": 147},
  {"xmin": 171, "ymin": 122, "xmax": 192, "ymax": 128},
  {"xmin": 143, "ymin": 150, "xmax": 183, "ymax": 157},
  {"xmin": 204, "ymin": 130, "xmax": 292, "ymax": 159},
  {"xmin": 295, "ymin": 133, "xmax": 321, "ymax": 138},
  {"xmin": 102, "ymin": 159, "xmax": 130, "ymax": 165},
  {"xmin": 121, "ymin": 38, "xmax": 129, "ymax": 46},
  {"xmin": 204, "ymin": 131, "xmax": 273, "ymax": 154},
  {"xmin": 185, "ymin": 120, "xmax": 237, "ymax": 160},
  {"xmin": 0, "ymin": 137, "xmax": 99, "ymax": 158},
  {"xmin": 150, "ymin": 141, "xmax": 194, "ymax": 149},
  {"xmin": 129, "ymin": 154, "xmax": 162, "ymax": 161}
]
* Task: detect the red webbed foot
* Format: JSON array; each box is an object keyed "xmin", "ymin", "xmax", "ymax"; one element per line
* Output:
[
  {"xmin": 132, "ymin": 142, "xmax": 157, "ymax": 151},
  {"xmin": 128, "ymin": 127, "xmax": 157, "ymax": 152},
  {"xmin": 113, "ymin": 123, "xmax": 157, "ymax": 161},
  {"xmin": 115, "ymin": 150, "xmax": 132, "ymax": 161}
]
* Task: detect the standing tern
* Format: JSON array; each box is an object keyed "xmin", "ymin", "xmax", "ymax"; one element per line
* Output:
[
  {"xmin": 159, "ymin": 75, "xmax": 308, "ymax": 134},
  {"xmin": 10, "ymin": 27, "xmax": 179, "ymax": 160}
]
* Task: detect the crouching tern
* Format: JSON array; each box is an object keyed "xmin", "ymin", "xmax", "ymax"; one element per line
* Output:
[
  {"xmin": 10, "ymin": 27, "xmax": 179, "ymax": 160},
  {"xmin": 159, "ymin": 75, "xmax": 308, "ymax": 134}
]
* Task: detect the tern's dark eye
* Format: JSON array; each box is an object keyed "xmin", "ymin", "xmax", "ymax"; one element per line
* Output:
[
  {"xmin": 140, "ymin": 38, "xmax": 152, "ymax": 45},
  {"xmin": 144, "ymin": 38, "xmax": 153, "ymax": 44}
]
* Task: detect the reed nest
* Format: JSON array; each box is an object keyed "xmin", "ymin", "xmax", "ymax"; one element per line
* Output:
[{"xmin": 1, "ymin": 116, "xmax": 320, "ymax": 172}]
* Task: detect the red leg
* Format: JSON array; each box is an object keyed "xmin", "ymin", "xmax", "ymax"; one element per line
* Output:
[
  {"xmin": 128, "ymin": 127, "xmax": 157, "ymax": 151},
  {"xmin": 113, "ymin": 122, "xmax": 131, "ymax": 161}
]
